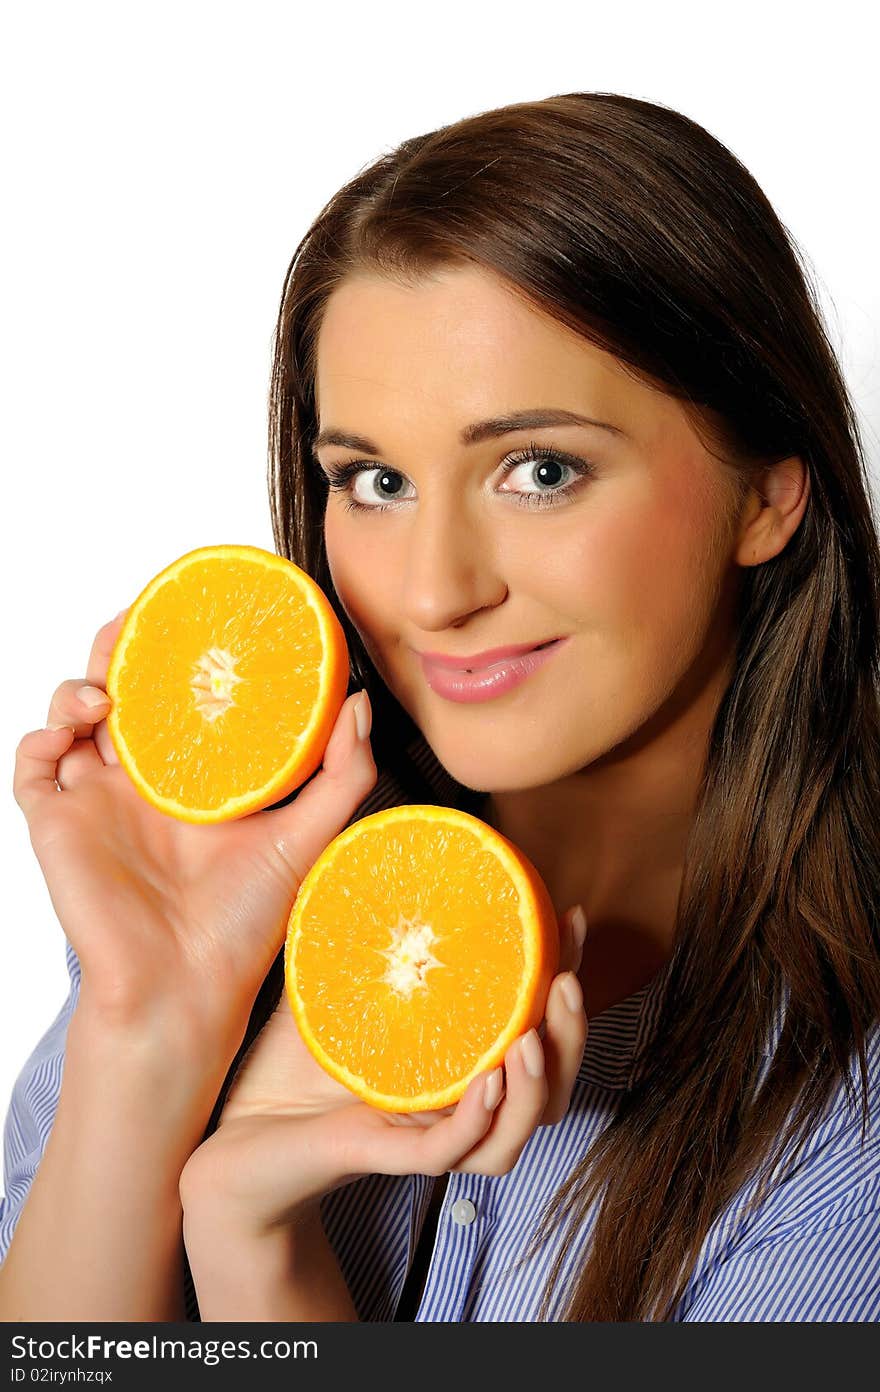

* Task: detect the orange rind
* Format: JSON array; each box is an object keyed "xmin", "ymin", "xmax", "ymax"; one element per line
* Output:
[
  {"xmin": 284, "ymin": 804, "xmax": 560, "ymax": 1112},
  {"xmin": 106, "ymin": 544, "xmax": 349, "ymax": 823}
]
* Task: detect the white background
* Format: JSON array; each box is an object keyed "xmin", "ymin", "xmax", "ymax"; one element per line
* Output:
[{"xmin": 2, "ymin": 2, "xmax": 878, "ymax": 1128}]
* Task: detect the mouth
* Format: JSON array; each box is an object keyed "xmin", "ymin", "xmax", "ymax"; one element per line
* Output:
[
  {"xmin": 418, "ymin": 636, "xmax": 569, "ymax": 703},
  {"xmin": 462, "ymin": 639, "xmax": 560, "ymax": 673}
]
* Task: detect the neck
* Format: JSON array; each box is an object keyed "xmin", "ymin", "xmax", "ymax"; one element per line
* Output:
[{"xmin": 482, "ymin": 793, "xmax": 686, "ymax": 1020}]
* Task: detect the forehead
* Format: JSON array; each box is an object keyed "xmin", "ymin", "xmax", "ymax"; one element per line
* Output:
[{"xmin": 314, "ymin": 266, "xmax": 656, "ymax": 432}]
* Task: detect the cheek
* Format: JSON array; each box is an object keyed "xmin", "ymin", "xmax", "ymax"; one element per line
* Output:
[
  {"xmin": 576, "ymin": 483, "xmax": 727, "ymax": 663},
  {"xmin": 324, "ymin": 511, "xmax": 397, "ymax": 653}
]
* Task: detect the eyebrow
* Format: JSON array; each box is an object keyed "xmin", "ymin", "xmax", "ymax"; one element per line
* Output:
[{"xmin": 312, "ymin": 408, "xmax": 628, "ymax": 457}]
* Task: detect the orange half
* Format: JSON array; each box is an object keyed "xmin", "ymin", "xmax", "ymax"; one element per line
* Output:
[
  {"xmin": 106, "ymin": 544, "xmax": 349, "ymax": 823},
  {"xmin": 284, "ymin": 804, "xmax": 560, "ymax": 1112}
]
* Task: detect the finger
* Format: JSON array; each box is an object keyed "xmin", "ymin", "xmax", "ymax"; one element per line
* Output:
[
  {"xmin": 342, "ymin": 1070, "xmax": 504, "ymax": 1177},
  {"xmin": 87, "ymin": 609, "xmax": 129, "ymax": 764},
  {"xmin": 259, "ymin": 690, "xmax": 378, "ymax": 888},
  {"xmin": 14, "ymin": 725, "xmax": 78, "ymax": 819},
  {"xmin": 86, "ymin": 608, "xmax": 129, "ymax": 688},
  {"xmin": 560, "ymin": 903, "xmax": 587, "ymax": 976},
  {"xmin": 42, "ymin": 610, "xmax": 129, "ymax": 774},
  {"xmin": 537, "ymin": 971, "xmax": 588, "ymax": 1126},
  {"xmin": 572, "ymin": 904, "xmax": 588, "ymax": 964},
  {"xmin": 45, "ymin": 676, "xmax": 110, "ymax": 738},
  {"xmin": 44, "ymin": 678, "xmax": 110, "ymax": 785},
  {"xmin": 386, "ymin": 1103, "xmax": 457, "ymax": 1128},
  {"xmin": 536, "ymin": 905, "xmax": 585, "ymax": 1044},
  {"xmin": 452, "ymin": 1030, "xmax": 549, "ymax": 1177},
  {"xmin": 186, "ymin": 1075, "xmax": 500, "ymax": 1227}
]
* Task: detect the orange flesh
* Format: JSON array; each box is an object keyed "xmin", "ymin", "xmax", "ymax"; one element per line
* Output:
[
  {"xmin": 285, "ymin": 806, "xmax": 558, "ymax": 1110},
  {"xmin": 107, "ymin": 546, "xmax": 349, "ymax": 822}
]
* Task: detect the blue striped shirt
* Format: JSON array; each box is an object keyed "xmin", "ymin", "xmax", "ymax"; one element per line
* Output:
[{"xmin": 2, "ymin": 736, "xmax": 879, "ymax": 1320}]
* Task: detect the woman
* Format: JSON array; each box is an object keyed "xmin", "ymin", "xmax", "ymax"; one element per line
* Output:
[{"xmin": 2, "ymin": 91, "xmax": 878, "ymax": 1322}]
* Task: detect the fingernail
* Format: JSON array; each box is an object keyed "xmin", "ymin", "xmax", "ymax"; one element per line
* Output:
[
  {"xmin": 560, "ymin": 972, "xmax": 583, "ymax": 1013},
  {"xmin": 354, "ymin": 690, "xmax": 372, "ymax": 741},
  {"xmin": 520, "ymin": 1029, "xmax": 544, "ymax": 1078},
  {"xmin": 78, "ymin": 685, "xmax": 109, "ymax": 709},
  {"xmin": 570, "ymin": 905, "xmax": 587, "ymax": 951},
  {"xmin": 483, "ymin": 1067, "xmax": 504, "ymax": 1110}
]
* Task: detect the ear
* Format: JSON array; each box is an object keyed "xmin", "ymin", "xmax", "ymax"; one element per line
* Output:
[{"xmin": 733, "ymin": 456, "xmax": 811, "ymax": 567}]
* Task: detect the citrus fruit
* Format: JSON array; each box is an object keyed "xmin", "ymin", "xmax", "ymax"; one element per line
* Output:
[
  {"xmin": 284, "ymin": 804, "xmax": 560, "ymax": 1112},
  {"xmin": 106, "ymin": 544, "xmax": 349, "ymax": 823}
]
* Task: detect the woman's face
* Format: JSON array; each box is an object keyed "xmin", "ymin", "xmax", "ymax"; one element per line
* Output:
[{"xmin": 315, "ymin": 264, "xmax": 744, "ymax": 794}]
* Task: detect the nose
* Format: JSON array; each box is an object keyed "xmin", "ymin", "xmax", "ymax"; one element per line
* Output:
[{"xmin": 399, "ymin": 491, "xmax": 507, "ymax": 633}]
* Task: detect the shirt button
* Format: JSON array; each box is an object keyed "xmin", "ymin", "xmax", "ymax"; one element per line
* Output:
[{"xmin": 450, "ymin": 1198, "xmax": 476, "ymax": 1226}]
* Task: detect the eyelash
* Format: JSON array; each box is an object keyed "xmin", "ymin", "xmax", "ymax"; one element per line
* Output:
[{"xmin": 319, "ymin": 441, "xmax": 596, "ymax": 514}]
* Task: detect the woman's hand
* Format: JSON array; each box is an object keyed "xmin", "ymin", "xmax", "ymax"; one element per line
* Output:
[
  {"xmin": 178, "ymin": 902, "xmax": 588, "ymax": 1240},
  {"xmin": 12, "ymin": 610, "xmax": 379, "ymax": 1132}
]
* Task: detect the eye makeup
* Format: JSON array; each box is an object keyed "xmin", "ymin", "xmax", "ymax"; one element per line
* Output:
[{"xmin": 320, "ymin": 440, "xmax": 597, "ymax": 514}]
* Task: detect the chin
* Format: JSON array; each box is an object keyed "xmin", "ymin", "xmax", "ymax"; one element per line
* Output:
[{"xmin": 420, "ymin": 742, "xmax": 561, "ymax": 797}]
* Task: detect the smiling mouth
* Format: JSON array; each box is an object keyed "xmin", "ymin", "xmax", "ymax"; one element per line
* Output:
[{"xmin": 463, "ymin": 640, "xmax": 559, "ymax": 673}]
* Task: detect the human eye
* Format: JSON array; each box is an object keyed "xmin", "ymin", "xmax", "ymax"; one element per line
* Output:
[
  {"xmin": 319, "ymin": 440, "xmax": 595, "ymax": 514},
  {"xmin": 320, "ymin": 459, "xmax": 415, "ymax": 513},
  {"xmin": 498, "ymin": 441, "xmax": 596, "ymax": 509}
]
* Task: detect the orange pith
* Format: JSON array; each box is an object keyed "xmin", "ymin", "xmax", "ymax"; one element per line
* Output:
[
  {"xmin": 284, "ymin": 805, "xmax": 559, "ymax": 1112},
  {"xmin": 106, "ymin": 545, "xmax": 349, "ymax": 823}
]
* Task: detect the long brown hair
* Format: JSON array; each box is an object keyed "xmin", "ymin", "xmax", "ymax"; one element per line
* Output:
[{"xmin": 206, "ymin": 91, "xmax": 880, "ymax": 1321}]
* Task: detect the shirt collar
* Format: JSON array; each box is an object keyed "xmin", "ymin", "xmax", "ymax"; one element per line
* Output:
[
  {"xmin": 577, "ymin": 958, "xmax": 672, "ymax": 1091},
  {"xmin": 576, "ymin": 961, "xmax": 790, "ymax": 1092}
]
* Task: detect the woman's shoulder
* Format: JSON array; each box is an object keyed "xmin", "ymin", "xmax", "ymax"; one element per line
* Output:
[{"xmin": 675, "ymin": 1020, "xmax": 880, "ymax": 1320}]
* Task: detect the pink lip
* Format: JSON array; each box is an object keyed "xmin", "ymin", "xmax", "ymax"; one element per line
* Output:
[
  {"xmin": 417, "ymin": 638, "xmax": 562, "ymax": 670},
  {"xmin": 419, "ymin": 638, "xmax": 569, "ymax": 703}
]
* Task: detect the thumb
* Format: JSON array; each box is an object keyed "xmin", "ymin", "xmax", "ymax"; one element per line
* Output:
[{"xmin": 261, "ymin": 690, "xmax": 378, "ymax": 885}]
